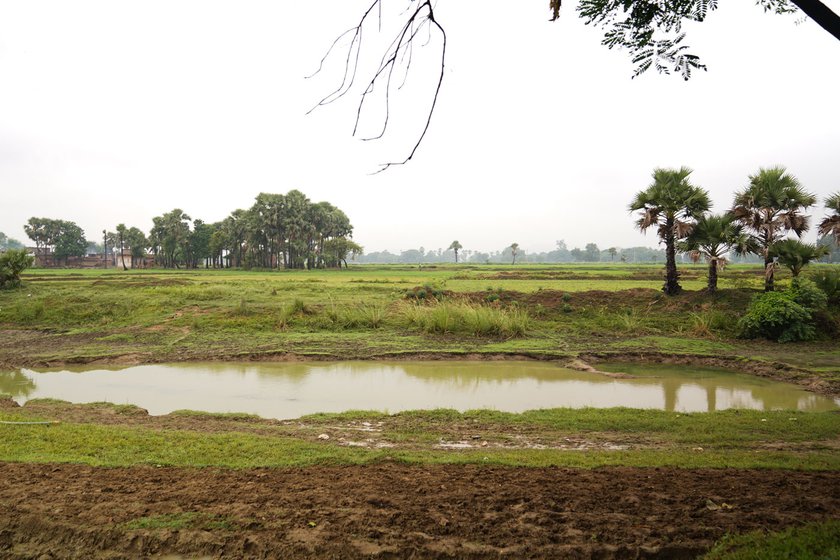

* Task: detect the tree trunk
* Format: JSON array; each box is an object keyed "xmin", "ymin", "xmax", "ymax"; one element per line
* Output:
[
  {"xmin": 707, "ymin": 258, "xmax": 718, "ymax": 293},
  {"xmin": 663, "ymin": 216, "xmax": 682, "ymax": 295},
  {"xmin": 764, "ymin": 255, "xmax": 774, "ymax": 292}
]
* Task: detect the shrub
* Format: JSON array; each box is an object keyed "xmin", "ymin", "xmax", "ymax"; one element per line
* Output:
[
  {"xmin": 737, "ymin": 291, "xmax": 815, "ymax": 343},
  {"xmin": 788, "ymin": 277, "xmax": 828, "ymax": 310},
  {"xmin": 0, "ymin": 249, "xmax": 34, "ymax": 289},
  {"xmin": 810, "ymin": 267, "xmax": 840, "ymax": 305}
]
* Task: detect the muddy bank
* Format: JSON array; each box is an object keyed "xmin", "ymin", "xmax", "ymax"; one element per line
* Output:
[{"xmin": 1, "ymin": 463, "xmax": 837, "ymax": 559}]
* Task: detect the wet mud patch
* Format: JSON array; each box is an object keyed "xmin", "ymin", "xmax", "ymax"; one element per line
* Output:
[{"xmin": 0, "ymin": 463, "xmax": 837, "ymax": 559}]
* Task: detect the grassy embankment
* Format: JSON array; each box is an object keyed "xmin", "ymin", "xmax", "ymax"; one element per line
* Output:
[
  {"xmin": 1, "ymin": 402, "xmax": 839, "ymax": 470},
  {"xmin": 1, "ymin": 264, "xmax": 838, "ymax": 378},
  {"xmin": 0, "ymin": 264, "xmax": 838, "ymax": 471}
]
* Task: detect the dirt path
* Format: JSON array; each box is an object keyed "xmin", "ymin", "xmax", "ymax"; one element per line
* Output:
[{"xmin": 1, "ymin": 463, "xmax": 838, "ymax": 559}]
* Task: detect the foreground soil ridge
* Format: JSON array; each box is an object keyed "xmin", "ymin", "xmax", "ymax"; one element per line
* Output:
[{"xmin": 1, "ymin": 463, "xmax": 838, "ymax": 559}]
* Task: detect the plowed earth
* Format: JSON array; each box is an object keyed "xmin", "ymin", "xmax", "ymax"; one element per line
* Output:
[{"xmin": 1, "ymin": 463, "xmax": 838, "ymax": 559}]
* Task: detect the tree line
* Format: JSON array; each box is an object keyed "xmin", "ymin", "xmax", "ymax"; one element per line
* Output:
[
  {"xmin": 19, "ymin": 189, "xmax": 360, "ymax": 270},
  {"xmin": 630, "ymin": 166, "xmax": 840, "ymax": 294}
]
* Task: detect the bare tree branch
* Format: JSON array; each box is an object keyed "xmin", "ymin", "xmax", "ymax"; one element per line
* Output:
[{"xmin": 309, "ymin": 0, "xmax": 447, "ymax": 172}]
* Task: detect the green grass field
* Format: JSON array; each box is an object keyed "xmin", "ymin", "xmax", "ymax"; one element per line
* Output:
[{"xmin": 1, "ymin": 264, "xmax": 838, "ymax": 378}]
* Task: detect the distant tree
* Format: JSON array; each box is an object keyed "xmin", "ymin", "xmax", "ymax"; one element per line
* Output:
[
  {"xmin": 509, "ymin": 243, "xmax": 520, "ymax": 265},
  {"xmin": 115, "ymin": 223, "xmax": 128, "ymax": 270},
  {"xmin": 323, "ymin": 237, "xmax": 363, "ymax": 268},
  {"xmin": 52, "ymin": 221, "xmax": 87, "ymax": 265},
  {"xmin": 819, "ymin": 192, "xmax": 840, "ymax": 246},
  {"xmin": 584, "ymin": 243, "xmax": 601, "ymax": 262},
  {"xmin": 448, "ymin": 240, "xmax": 462, "ymax": 263},
  {"xmin": 125, "ymin": 227, "xmax": 148, "ymax": 268},
  {"xmin": 570, "ymin": 248, "xmax": 584, "ymax": 262},
  {"xmin": 23, "ymin": 217, "xmax": 57, "ymax": 259},
  {"xmin": 188, "ymin": 220, "xmax": 215, "ymax": 268},
  {"xmin": 608, "ymin": 247, "xmax": 617, "ymax": 261},
  {"xmin": 0, "ymin": 249, "xmax": 34, "ymax": 289},
  {"xmin": 149, "ymin": 209, "xmax": 192, "ymax": 268},
  {"xmin": 24, "ymin": 218, "xmax": 87, "ymax": 265},
  {"xmin": 768, "ymin": 239, "xmax": 830, "ymax": 277},
  {"xmin": 399, "ymin": 248, "xmax": 425, "ymax": 264},
  {"xmin": 678, "ymin": 214, "xmax": 756, "ymax": 292},
  {"xmin": 732, "ymin": 166, "xmax": 817, "ymax": 291},
  {"xmin": 629, "ymin": 167, "xmax": 711, "ymax": 295},
  {"xmin": 0, "ymin": 232, "xmax": 24, "ymax": 251}
]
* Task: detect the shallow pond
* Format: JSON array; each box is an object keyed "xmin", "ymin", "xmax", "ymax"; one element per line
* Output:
[{"xmin": 3, "ymin": 361, "xmax": 838, "ymax": 419}]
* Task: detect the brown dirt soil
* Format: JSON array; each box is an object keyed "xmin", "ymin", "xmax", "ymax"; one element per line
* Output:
[{"xmin": 0, "ymin": 463, "xmax": 838, "ymax": 559}]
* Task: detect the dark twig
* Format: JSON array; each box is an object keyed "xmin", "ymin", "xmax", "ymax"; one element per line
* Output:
[{"xmin": 310, "ymin": 0, "xmax": 446, "ymax": 171}]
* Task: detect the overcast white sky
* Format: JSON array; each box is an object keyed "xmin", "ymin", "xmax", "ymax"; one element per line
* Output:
[{"xmin": 1, "ymin": 1, "xmax": 838, "ymax": 254}]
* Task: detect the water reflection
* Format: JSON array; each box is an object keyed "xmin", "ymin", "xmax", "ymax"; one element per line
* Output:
[
  {"xmin": 0, "ymin": 369, "xmax": 36, "ymax": 398},
  {"xmin": 2, "ymin": 361, "xmax": 837, "ymax": 419}
]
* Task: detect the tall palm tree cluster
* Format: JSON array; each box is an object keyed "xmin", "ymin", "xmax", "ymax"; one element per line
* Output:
[
  {"xmin": 630, "ymin": 166, "xmax": 838, "ymax": 295},
  {"xmin": 145, "ymin": 190, "xmax": 359, "ymax": 269}
]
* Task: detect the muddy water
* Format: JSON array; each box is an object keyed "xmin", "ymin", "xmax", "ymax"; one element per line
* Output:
[{"xmin": 3, "ymin": 361, "xmax": 838, "ymax": 419}]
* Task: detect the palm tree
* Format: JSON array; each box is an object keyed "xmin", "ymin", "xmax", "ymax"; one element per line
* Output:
[
  {"xmin": 678, "ymin": 214, "xmax": 756, "ymax": 292},
  {"xmin": 510, "ymin": 243, "xmax": 519, "ymax": 265},
  {"xmin": 731, "ymin": 166, "xmax": 817, "ymax": 291},
  {"xmin": 818, "ymin": 192, "xmax": 840, "ymax": 246},
  {"xmin": 629, "ymin": 167, "xmax": 711, "ymax": 295},
  {"xmin": 768, "ymin": 239, "xmax": 830, "ymax": 278},
  {"xmin": 448, "ymin": 240, "xmax": 463, "ymax": 263},
  {"xmin": 116, "ymin": 223, "xmax": 128, "ymax": 270}
]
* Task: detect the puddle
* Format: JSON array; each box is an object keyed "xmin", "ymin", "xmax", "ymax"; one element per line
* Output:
[{"xmin": 2, "ymin": 361, "xmax": 837, "ymax": 419}]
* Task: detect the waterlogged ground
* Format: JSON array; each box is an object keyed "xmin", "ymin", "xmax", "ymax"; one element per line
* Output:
[{"xmin": 5, "ymin": 361, "xmax": 838, "ymax": 418}]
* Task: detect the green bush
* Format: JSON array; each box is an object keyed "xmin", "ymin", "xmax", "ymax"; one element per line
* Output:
[
  {"xmin": 737, "ymin": 291, "xmax": 815, "ymax": 343},
  {"xmin": 810, "ymin": 267, "xmax": 840, "ymax": 305},
  {"xmin": 0, "ymin": 249, "xmax": 34, "ymax": 289},
  {"xmin": 788, "ymin": 278, "xmax": 828, "ymax": 310}
]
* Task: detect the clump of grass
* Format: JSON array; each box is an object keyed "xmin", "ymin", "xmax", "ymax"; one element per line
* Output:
[
  {"xmin": 594, "ymin": 309, "xmax": 644, "ymax": 332},
  {"xmin": 399, "ymin": 301, "xmax": 529, "ymax": 337},
  {"xmin": 701, "ymin": 520, "xmax": 840, "ymax": 560},
  {"xmin": 289, "ymin": 298, "xmax": 312, "ymax": 315},
  {"xmin": 688, "ymin": 310, "xmax": 733, "ymax": 337},
  {"xmin": 405, "ymin": 284, "xmax": 445, "ymax": 301},
  {"xmin": 234, "ymin": 298, "xmax": 250, "ymax": 316},
  {"xmin": 342, "ymin": 302, "xmax": 387, "ymax": 329},
  {"xmin": 317, "ymin": 300, "xmax": 389, "ymax": 329}
]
